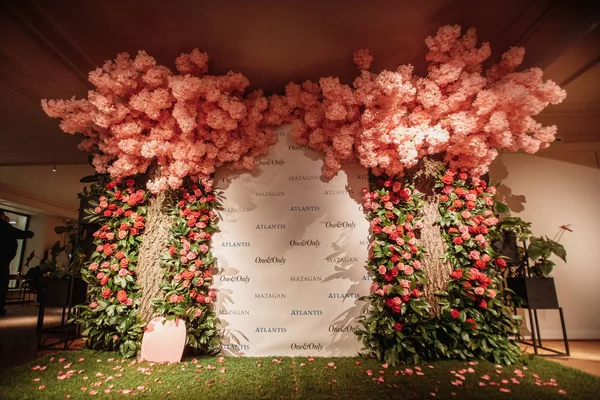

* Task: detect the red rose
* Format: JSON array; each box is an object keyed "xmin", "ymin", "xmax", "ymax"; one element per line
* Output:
[
  {"xmin": 474, "ymin": 260, "xmax": 486, "ymax": 269},
  {"xmin": 126, "ymin": 179, "xmax": 135, "ymax": 187},
  {"xmin": 169, "ymin": 246, "xmax": 177, "ymax": 256},
  {"xmin": 441, "ymin": 174, "xmax": 454, "ymax": 185},
  {"xmin": 410, "ymin": 245, "xmax": 418, "ymax": 254},
  {"xmin": 385, "ymin": 298, "xmax": 394, "ymax": 307},
  {"xmin": 181, "ymin": 270, "xmax": 195, "ymax": 280},
  {"xmin": 106, "ymin": 181, "xmax": 117, "ymax": 190},
  {"xmin": 466, "ymin": 318, "xmax": 477, "ymax": 330},
  {"xmin": 458, "ymin": 172, "xmax": 469, "ymax": 181},
  {"xmin": 453, "ymin": 237, "xmax": 464, "ymax": 245},
  {"xmin": 451, "ymin": 309, "xmax": 460, "ymax": 319},
  {"xmin": 411, "ymin": 289, "xmax": 421, "ymax": 298},
  {"xmin": 448, "ymin": 227, "xmax": 459, "ymax": 234},
  {"xmin": 407, "ymin": 232, "xmax": 415, "ymax": 238},
  {"xmin": 468, "ymin": 226, "xmax": 479, "ymax": 234},
  {"xmin": 101, "ymin": 288, "xmax": 111, "ymax": 299},
  {"xmin": 103, "ymin": 244, "xmax": 113, "ymax": 256},
  {"xmin": 390, "ymin": 268, "xmax": 399, "ymax": 278},
  {"xmin": 115, "ymin": 251, "xmax": 125, "ymax": 260},
  {"xmin": 439, "ymin": 194, "xmax": 449, "ymax": 202},
  {"xmin": 451, "ymin": 270, "xmax": 463, "ymax": 280},
  {"xmin": 453, "ymin": 199, "xmax": 463, "ymax": 209},
  {"xmin": 117, "ymin": 290, "xmax": 127, "ymax": 303},
  {"xmin": 372, "ymin": 226, "xmax": 382, "ymax": 234},
  {"xmin": 130, "ymin": 228, "xmax": 139, "ymax": 236},
  {"xmin": 103, "ymin": 210, "xmax": 112, "ymax": 217},
  {"xmin": 384, "ymin": 272, "xmax": 394, "ymax": 282},
  {"xmin": 391, "ymin": 305, "xmax": 401, "ymax": 313},
  {"xmin": 401, "ymin": 295, "xmax": 410, "ymax": 303},
  {"xmin": 466, "ymin": 201, "xmax": 476, "ymax": 210},
  {"xmin": 100, "ymin": 276, "xmax": 110, "ymax": 286},
  {"xmin": 384, "ymin": 179, "xmax": 392, "ymax": 188},
  {"xmin": 124, "ymin": 210, "xmax": 132, "ymax": 217},
  {"xmin": 134, "ymin": 221, "xmax": 145, "ymax": 229},
  {"xmin": 391, "ymin": 255, "xmax": 400, "ymax": 263},
  {"xmin": 479, "ymin": 226, "xmax": 488, "ymax": 235},
  {"xmin": 479, "ymin": 300, "xmax": 488, "ymax": 309},
  {"xmin": 394, "ymin": 323, "xmax": 403, "ymax": 331},
  {"xmin": 120, "ymin": 258, "xmax": 129, "ymax": 267},
  {"xmin": 495, "ymin": 258, "xmax": 507, "ymax": 268}
]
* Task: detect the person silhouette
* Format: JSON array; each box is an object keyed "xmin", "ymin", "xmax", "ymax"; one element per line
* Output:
[{"xmin": 0, "ymin": 210, "xmax": 34, "ymax": 315}]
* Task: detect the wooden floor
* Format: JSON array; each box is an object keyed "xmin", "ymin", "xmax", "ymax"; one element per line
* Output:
[{"xmin": 0, "ymin": 304, "xmax": 599, "ymax": 377}]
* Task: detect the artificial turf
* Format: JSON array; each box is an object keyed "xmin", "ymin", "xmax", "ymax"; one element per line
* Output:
[{"xmin": 0, "ymin": 351, "xmax": 598, "ymax": 399}]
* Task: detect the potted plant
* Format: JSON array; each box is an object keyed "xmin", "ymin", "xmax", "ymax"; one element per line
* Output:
[{"xmin": 505, "ymin": 224, "xmax": 569, "ymax": 309}]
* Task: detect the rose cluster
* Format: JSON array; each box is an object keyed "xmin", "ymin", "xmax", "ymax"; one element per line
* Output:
[
  {"xmin": 357, "ymin": 177, "xmax": 432, "ymax": 362},
  {"xmin": 154, "ymin": 178, "xmax": 220, "ymax": 352},
  {"xmin": 78, "ymin": 178, "xmax": 148, "ymax": 357},
  {"xmin": 437, "ymin": 168, "xmax": 521, "ymax": 363}
]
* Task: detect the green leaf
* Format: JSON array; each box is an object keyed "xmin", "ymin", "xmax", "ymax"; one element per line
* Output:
[{"xmin": 493, "ymin": 201, "xmax": 511, "ymax": 215}]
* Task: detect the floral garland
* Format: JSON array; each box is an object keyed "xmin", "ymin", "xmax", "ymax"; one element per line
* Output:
[
  {"xmin": 357, "ymin": 176, "xmax": 431, "ymax": 365},
  {"xmin": 436, "ymin": 168, "xmax": 521, "ymax": 365},
  {"xmin": 358, "ymin": 169, "xmax": 521, "ymax": 365},
  {"xmin": 153, "ymin": 178, "xmax": 221, "ymax": 353},
  {"xmin": 77, "ymin": 178, "xmax": 148, "ymax": 358}
]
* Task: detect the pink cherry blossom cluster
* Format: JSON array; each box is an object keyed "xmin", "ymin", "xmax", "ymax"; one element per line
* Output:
[
  {"xmin": 266, "ymin": 25, "xmax": 566, "ymax": 179},
  {"xmin": 42, "ymin": 50, "xmax": 275, "ymax": 192}
]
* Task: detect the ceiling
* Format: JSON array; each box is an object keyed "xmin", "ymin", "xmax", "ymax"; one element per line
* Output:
[{"xmin": 0, "ymin": 0, "xmax": 599, "ymax": 211}]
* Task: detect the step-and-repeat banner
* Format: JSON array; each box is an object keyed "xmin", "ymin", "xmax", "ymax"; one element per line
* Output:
[{"xmin": 213, "ymin": 124, "xmax": 371, "ymax": 356}]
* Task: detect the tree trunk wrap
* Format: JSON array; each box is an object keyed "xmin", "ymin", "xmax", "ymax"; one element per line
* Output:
[
  {"xmin": 420, "ymin": 200, "xmax": 452, "ymax": 317},
  {"xmin": 136, "ymin": 191, "xmax": 173, "ymax": 323}
]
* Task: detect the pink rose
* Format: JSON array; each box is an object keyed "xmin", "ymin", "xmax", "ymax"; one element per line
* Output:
[
  {"xmin": 174, "ymin": 274, "xmax": 182, "ymax": 282},
  {"xmin": 89, "ymin": 263, "xmax": 99, "ymax": 271},
  {"xmin": 181, "ymin": 256, "xmax": 188, "ymax": 263},
  {"xmin": 488, "ymin": 289, "xmax": 497, "ymax": 298},
  {"xmin": 469, "ymin": 251, "xmax": 481, "ymax": 260},
  {"xmin": 458, "ymin": 225, "xmax": 469, "ymax": 234},
  {"xmin": 118, "ymin": 268, "xmax": 128, "ymax": 277},
  {"xmin": 169, "ymin": 294, "xmax": 179, "ymax": 303},
  {"xmin": 402, "ymin": 252, "xmax": 412, "ymax": 260},
  {"xmin": 370, "ymin": 283, "xmax": 378, "ymax": 293},
  {"xmin": 199, "ymin": 244, "xmax": 209, "ymax": 253},
  {"xmin": 106, "ymin": 232, "xmax": 115, "ymax": 241},
  {"xmin": 395, "ymin": 238, "xmax": 405, "ymax": 246},
  {"xmin": 404, "ymin": 266, "xmax": 414, "ymax": 275},
  {"xmin": 183, "ymin": 280, "xmax": 191, "ymax": 288},
  {"xmin": 412, "ymin": 260, "xmax": 421, "ymax": 270},
  {"xmin": 400, "ymin": 279, "xmax": 410, "ymax": 288},
  {"xmin": 474, "ymin": 287, "xmax": 485, "ymax": 295},
  {"xmin": 414, "ymin": 221, "xmax": 424, "ymax": 229},
  {"xmin": 96, "ymin": 272, "xmax": 105, "ymax": 280},
  {"xmin": 118, "ymin": 230, "xmax": 127, "ymax": 239},
  {"xmin": 194, "ymin": 309, "xmax": 202, "ymax": 318},
  {"xmin": 461, "ymin": 211, "xmax": 471, "ymax": 219},
  {"xmin": 465, "ymin": 193, "xmax": 477, "ymax": 202},
  {"xmin": 187, "ymin": 252, "xmax": 197, "ymax": 260},
  {"xmin": 89, "ymin": 301, "xmax": 98, "ymax": 309},
  {"xmin": 378, "ymin": 265, "xmax": 387, "ymax": 275},
  {"xmin": 126, "ymin": 298, "xmax": 133, "ymax": 306},
  {"xmin": 375, "ymin": 289, "xmax": 384, "ymax": 296},
  {"xmin": 481, "ymin": 254, "xmax": 491, "ymax": 262}
]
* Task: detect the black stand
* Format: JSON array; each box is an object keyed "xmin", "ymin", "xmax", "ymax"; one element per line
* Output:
[
  {"xmin": 507, "ymin": 240, "xmax": 570, "ymax": 357},
  {"xmin": 516, "ymin": 306, "xmax": 570, "ymax": 357},
  {"xmin": 37, "ymin": 276, "xmax": 82, "ymax": 350}
]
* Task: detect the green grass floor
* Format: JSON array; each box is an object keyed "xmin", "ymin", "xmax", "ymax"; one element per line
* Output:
[{"xmin": 0, "ymin": 351, "xmax": 598, "ymax": 399}]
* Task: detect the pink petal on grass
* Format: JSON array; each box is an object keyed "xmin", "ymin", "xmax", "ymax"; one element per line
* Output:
[
  {"xmin": 78, "ymin": 358, "xmax": 85, "ymax": 362},
  {"xmin": 300, "ymin": 363, "xmax": 306, "ymax": 367},
  {"xmin": 38, "ymin": 386, "xmax": 46, "ymax": 390},
  {"xmin": 354, "ymin": 361, "xmax": 361, "ymax": 365},
  {"xmin": 89, "ymin": 390, "xmax": 98, "ymax": 395},
  {"xmin": 308, "ymin": 357, "xmax": 315, "ymax": 362},
  {"xmin": 59, "ymin": 358, "xmax": 66, "ymax": 362},
  {"xmin": 479, "ymin": 382, "xmax": 487, "ymax": 387},
  {"xmin": 381, "ymin": 363, "xmax": 389, "ymax": 369},
  {"xmin": 416, "ymin": 372, "xmax": 425, "ymax": 376},
  {"xmin": 328, "ymin": 362, "xmax": 335, "ymax": 367},
  {"xmin": 219, "ymin": 367, "xmax": 227, "ymax": 374},
  {"xmin": 499, "ymin": 388, "xmax": 511, "ymax": 393},
  {"xmin": 558, "ymin": 390, "xmax": 567, "ymax": 395},
  {"xmin": 217, "ymin": 357, "xmax": 226, "ymax": 364},
  {"xmin": 481, "ymin": 375, "xmax": 491, "ymax": 381},
  {"xmin": 366, "ymin": 370, "xmax": 373, "ymax": 376},
  {"xmin": 32, "ymin": 378, "xmax": 40, "ymax": 382}
]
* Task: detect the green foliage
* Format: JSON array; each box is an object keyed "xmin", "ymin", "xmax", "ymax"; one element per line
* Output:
[{"xmin": 527, "ymin": 236, "xmax": 567, "ymax": 277}]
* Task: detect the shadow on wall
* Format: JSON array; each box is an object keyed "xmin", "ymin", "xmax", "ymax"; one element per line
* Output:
[{"xmin": 489, "ymin": 154, "xmax": 527, "ymax": 213}]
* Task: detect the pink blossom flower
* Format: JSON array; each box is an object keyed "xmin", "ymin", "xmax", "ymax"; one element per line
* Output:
[
  {"xmin": 469, "ymin": 251, "xmax": 481, "ymax": 260},
  {"xmin": 378, "ymin": 265, "xmax": 387, "ymax": 275},
  {"xmin": 404, "ymin": 266, "xmax": 414, "ymax": 275},
  {"xmin": 118, "ymin": 268, "xmax": 128, "ymax": 277}
]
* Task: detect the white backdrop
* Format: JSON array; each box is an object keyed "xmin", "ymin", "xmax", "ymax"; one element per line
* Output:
[{"xmin": 213, "ymin": 124, "xmax": 371, "ymax": 356}]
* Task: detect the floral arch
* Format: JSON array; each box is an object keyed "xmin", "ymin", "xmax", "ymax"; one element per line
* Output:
[{"xmin": 42, "ymin": 25, "xmax": 564, "ymax": 365}]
